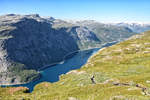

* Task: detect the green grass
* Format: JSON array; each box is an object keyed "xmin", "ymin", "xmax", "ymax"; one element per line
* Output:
[{"xmin": 0, "ymin": 31, "xmax": 150, "ymax": 100}]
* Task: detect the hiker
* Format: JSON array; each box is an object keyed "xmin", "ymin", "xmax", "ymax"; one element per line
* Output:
[{"xmin": 91, "ymin": 75, "xmax": 96, "ymax": 84}]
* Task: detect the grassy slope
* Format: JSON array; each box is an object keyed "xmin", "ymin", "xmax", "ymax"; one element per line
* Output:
[{"xmin": 1, "ymin": 31, "xmax": 150, "ymax": 100}]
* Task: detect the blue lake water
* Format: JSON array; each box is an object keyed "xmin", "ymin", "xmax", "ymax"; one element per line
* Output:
[
  {"xmin": 1, "ymin": 41, "xmax": 117, "ymax": 92},
  {"xmin": 2, "ymin": 48, "xmax": 99, "ymax": 92}
]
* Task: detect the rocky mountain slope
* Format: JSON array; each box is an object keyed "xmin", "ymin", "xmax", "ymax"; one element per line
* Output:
[
  {"xmin": 1, "ymin": 31, "xmax": 149, "ymax": 100},
  {"xmin": 53, "ymin": 20, "xmax": 138, "ymax": 43},
  {"xmin": 0, "ymin": 14, "xmax": 138, "ymax": 85},
  {"xmin": 75, "ymin": 20, "xmax": 136, "ymax": 42},
  {"xmin": 0, "ymin": 14, "xmax": 101, "ymax": 85},
  {"xmin": 0, "ymin": 14, "xmax": 79, "ymax": 84}
]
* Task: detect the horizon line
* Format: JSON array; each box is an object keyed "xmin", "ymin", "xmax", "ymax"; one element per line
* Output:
[{"xmin": 1, "ymin": 13, "xmax": 150, "ymax": 24}]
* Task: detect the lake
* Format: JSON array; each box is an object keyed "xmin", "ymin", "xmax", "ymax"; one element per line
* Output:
[{"xmin": 1, "ymin": 41, "xmax": 117, "ymax": 92}]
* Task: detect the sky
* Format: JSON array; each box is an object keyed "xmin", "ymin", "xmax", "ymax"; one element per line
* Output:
[{"xmin": 0, "ymin": 0, "xmax": 150, "ymax": 23}]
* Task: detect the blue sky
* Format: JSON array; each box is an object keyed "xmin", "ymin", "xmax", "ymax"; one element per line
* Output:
[{"xmin": 0, "ymin": 0, "xmax": 150, "ymax": 23}]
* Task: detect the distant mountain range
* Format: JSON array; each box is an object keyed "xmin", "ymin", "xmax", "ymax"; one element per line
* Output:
[
  {"xmin": 0, "ymin": 14, "xmax": 149, "ymax": 85},
  {"xmin": 113, "ymin": 22, "xmax": 150, "ymax": 33},
  {"xmin": 60, "ymin": 19, "xmax": 150, "ymax": 33}
]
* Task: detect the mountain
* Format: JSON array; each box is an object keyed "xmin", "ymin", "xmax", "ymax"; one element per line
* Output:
[
  {"xmin": 1, "ymin": 30, "xmax": 150, "ymax": 99},
  {"xmin": 114, "ymin": 22, "xmax": 150, "ymax": 33},
  {"xmin": 0, "ymin": 14, "xmax": 101, "ymax": 85},
  {"xmin": 0, "ymin": 14, "xmax": 137, "ymax": 85},
  {"xmin": 52, "ymin": 20, "xmax": 139, "ymax": 43},
  {"xmin": 65, "ymin": 26, "xmax": 101, "ymax": 49},
  {"xmin": 75, "ymin": 20, "xmax": 136, "ymax": 42}
]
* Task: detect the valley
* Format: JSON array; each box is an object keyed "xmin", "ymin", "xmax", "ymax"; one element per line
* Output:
[
  {"xmin": 0, "ymin": 30, "xmax": 149, "ymax": 100},
  {"xmin": 0, "ymin": 14, "xmax": 140, "ymax": 85},
  {"xmin": 0, "ymin": 14, "xmax": 150, "ymax": 100}
]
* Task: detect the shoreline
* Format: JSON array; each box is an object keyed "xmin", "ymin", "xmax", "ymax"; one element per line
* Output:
[
  {"xmin": 0, "ymin": 73, "xmax": 41, "ymax": 87},
  {"xmin": 0, "ymin": 41, "xmax": 118, "ymax": 87},
  {"xmin": 0, "ymin": 48, "xmax": 99, "ymax": 86}
]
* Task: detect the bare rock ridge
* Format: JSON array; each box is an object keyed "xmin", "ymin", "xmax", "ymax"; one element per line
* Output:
[{"xmin": 0, "ymin": 14, "xmax": 147, "ymax": 85}]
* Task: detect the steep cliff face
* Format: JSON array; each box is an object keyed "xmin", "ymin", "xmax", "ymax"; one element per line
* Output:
[
  {"xmin": 0, "ymin": 14, "xmax": 101, "ymax": 84},
  {"xmin": 4, "ymin": 19, "xmax": 79, "ymax": 70},
  {"xmin": 66, "ymin": 26, "xmax": 101, "ymax": 49}
]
